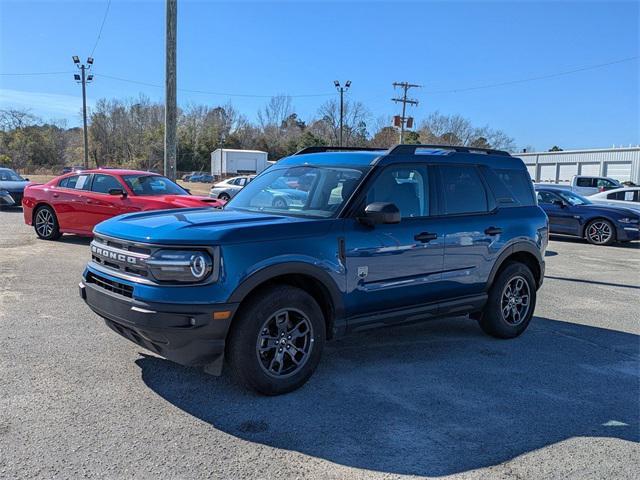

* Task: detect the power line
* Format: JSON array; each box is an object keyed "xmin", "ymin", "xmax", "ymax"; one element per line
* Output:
[
  {"xmin": 93, "ymin": 73, "xmax": 336, "ymax": 98},
  {"xmin": 0, "ymin": 71, "xmax": 74, "ymax": 76},
  {"xmin": 89, "ymin": 0, "xmax": 112, "ymax": 58},
  {"xmin": 425, "ymin": 56, "xmax": 638, "ymax": 94}
]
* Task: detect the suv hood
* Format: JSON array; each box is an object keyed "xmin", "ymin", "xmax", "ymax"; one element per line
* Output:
[
  {"xmin": 0, "ymin": 180, "xmax": 29, "ymax": 192},
  {"xmin": 94, "ymin": 208, "xmax": 326, "ymax": 245}
]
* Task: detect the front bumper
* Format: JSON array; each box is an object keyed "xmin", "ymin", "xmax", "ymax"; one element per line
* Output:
[
  {"xmin": 79, "ymin": 276, "xmax": 238, "ymax": 374},
  {"xmin": 0, "ymin": 191, "xmax": 21, "ymax": 207}
]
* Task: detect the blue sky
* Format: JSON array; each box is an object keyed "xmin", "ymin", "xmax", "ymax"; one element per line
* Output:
[{"xmin": 1, "ymin": 0, "xmax": 638, "ymax": 151}]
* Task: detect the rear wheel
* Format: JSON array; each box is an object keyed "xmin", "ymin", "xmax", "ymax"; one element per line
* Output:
[
  {"xmin": 34, "ymin": 205, "xmax": 61, "ymax": 240},
  {"xmin": 218, "ymin": 192, "xmax": 231, "ymax": 201},
  {"xmin": 227, "ymin": 285, "xmax": 325, "ymax": 395},
  {"xmin": 585, "ymin": 219, "xmax": 615, "ymax": 246},
  {"xmin": 478, "ymin": 262, "xmax": 536, "ymax": 339}
]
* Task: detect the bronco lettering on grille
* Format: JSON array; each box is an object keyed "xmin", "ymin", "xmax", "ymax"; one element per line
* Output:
[{"xmin": 91, "ymin": 244, "xmax": 139, "ymax": 265}]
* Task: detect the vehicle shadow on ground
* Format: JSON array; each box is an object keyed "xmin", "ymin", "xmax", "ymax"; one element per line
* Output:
[
  {"xmin": 57, "ymin": 235, "xmax": 92, "ymax": 246},
  {"xmin": 136, "ymin": 316, "xmax": 639, "ymax": 477},
  {"xmin": 550, "ymin": 234, "xmax": 640, "ymax": 249}
]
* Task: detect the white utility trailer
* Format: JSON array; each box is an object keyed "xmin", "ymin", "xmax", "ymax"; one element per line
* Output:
[{"xmin": 211, "ymin": 149, "xmax": 269, "ymax": 177}]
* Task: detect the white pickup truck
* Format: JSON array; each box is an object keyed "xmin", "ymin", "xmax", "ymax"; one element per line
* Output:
[{"xmin": 534, "ymin": 175, "xmax": 622, "ymax": 197}]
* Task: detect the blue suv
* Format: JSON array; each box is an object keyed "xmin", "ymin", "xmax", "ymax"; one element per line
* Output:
[{"xmin": 80, "ymin": 145, "xmax": 548, "ymax": 395}]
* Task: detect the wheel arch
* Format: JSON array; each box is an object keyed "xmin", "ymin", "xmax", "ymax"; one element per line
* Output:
[
  {"xmin": 487, "ymin": 243, "xmax": 544, "ymax": 290},
  {"xmin": 32, "ymin": 201, "xmax": 57, "ymax": 224},
  {"xmin": 228, "ymin": 263, "xmax": 345, "ymax": 340}
]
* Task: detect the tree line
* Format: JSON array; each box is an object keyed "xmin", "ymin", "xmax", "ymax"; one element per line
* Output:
[{"xmin": 0, "ymin": 95, "xmax": 516, "ymax": 174}]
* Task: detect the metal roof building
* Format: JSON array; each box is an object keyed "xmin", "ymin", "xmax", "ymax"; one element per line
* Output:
[{"xmin": 516, "ymin": 147, "xmax": 640, "ymax": 184}]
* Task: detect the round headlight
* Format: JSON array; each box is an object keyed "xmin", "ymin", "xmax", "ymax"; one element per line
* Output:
[{"xmin": 190, "ymin": 253, "xmax": 208, "ymax": 279}]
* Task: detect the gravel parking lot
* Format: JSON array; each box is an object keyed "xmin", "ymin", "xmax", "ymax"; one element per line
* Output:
[{"xmin": 1, "ymin": 207, "xmax": 638, "ymax": 479}]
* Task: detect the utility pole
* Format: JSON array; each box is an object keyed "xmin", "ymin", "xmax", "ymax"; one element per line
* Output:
[
  {"xmin": 392, "ymin": 82, "xmax": 420, "ymax": 144},
  {"xmin": 164, "ymin": 0, "xmax": 177, "ymax": 181},
  {"xmin": 334, "ymin": 80, "xmax": 351, "ymax": 146},
  {"xmin": 72, "ymin": 56, "xmax": 94, "ymax": 169}
]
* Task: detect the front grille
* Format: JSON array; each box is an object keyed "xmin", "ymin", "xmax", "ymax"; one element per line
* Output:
[
  {"xmin": 87, "ymin": 271, "xmax": 134, "ymax": 298},
  {"xmin": 9, "ymin": 192, "xmax": 23, "ymax": 205},
  {"xmin": 91, "ymin": 235, "xmax": 151, "ymax": 279}
]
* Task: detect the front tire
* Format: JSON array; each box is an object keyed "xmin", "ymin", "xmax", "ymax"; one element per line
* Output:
[
  {"xmin": 218, "ymin": 192, "xmax": 231, "ymax": 201},
  {"xmin": 585, "ymin": 219, "xmax": 615, "ymax": 246},
  {"xmin": 227, "ymin": 285, "xmax": 326, "ymax": 395},
  {"xmin": 478, "ymin": 262, "xmax": 536, "ymax": 339},
  {"xmin": 34, "ymin": 205, "xmax": 61, "ymax": 240}
]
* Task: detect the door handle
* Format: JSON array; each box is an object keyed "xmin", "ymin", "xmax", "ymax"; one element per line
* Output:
[
  {"xmin": 414, "ymin": 232, "xmax": 437, "ymax": 243},
  {"xmin": 52, "ymin": 193, "xmax": 59, "ymax": 198},
  {"xmin": 485, "ymin": 226, "xmax": 503, "ymax": 235},
  {"xmin": 86, "ymin": 199, "xmax": 93, "ymax": 204}
]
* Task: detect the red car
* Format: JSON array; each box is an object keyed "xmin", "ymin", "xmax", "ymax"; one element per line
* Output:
[{"xmin": 23, "ymin": 169, "xmax": 225, "ymax": 240}]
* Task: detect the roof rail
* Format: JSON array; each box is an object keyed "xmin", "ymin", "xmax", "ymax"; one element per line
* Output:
[
  {"xmin": 293, "ymin": 146, "xmax": 386, "ymax": 156},
  {"xmin": 388, "ymin": 144, "xmax": 512, "ymax": 157}
]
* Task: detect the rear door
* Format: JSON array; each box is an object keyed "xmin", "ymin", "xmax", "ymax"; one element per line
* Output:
[
  {"xmin": 53, "ymin": 174, "xmax": 92, "ymax": 231},
  {"xmin": 435, "ymin": 164, "xmax": 504, "ymax": 299}
]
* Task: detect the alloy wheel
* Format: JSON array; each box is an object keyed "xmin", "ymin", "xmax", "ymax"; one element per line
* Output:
[
  {"xmin": 587, "ymin": 221, "xmax": 612, "ymax": 244},
  {"xmin": 256, "ymin": 308, "xmax": 314, "ymax": 378},
  {"xmin": 500, "ymin": 275, "xmax": 531, "ymax": 326},
  {"xmin": 35, "ymin": 209, "xmax": 55, "ymax": 238}
]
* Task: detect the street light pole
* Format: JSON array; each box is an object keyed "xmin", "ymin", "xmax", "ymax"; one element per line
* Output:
[
  {"xmin": 73, "ymin": 56, "xmax": 94, "ymax": 169},
  {"xmin": 334, "ymin": 80, "xmax": 351, "ymax": 147},
  {"xmin": 164, "ymin": 0, "xmax": 178, "ymax": 181}
]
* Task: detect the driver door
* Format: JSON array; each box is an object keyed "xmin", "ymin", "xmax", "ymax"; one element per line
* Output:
[{"xmin": 343, "ymin": 165, "xmax": 447, "ymax": 325}]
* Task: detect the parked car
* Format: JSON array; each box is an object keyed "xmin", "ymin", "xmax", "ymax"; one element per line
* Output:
[
  {"xmin": 61, "ymin": 166, "xmax": 85, "ymax": 175},
  {"xmin": 535, "ymin": 175, "xmax": 621, "ymax": 196},
  {"xmin": 0, "ymin": 167, "xmax": 30, "ymax": 209},
  {"xmin": 80, "ymin": 144, "xmax": 548, "ymax": 395},
  {"xmin": 535, "ymin": 187, "xmax": 639, "ymax": 245},
  {"xmin": 209, "ymin": 175, "xmax": 255, "ymax": 201},
  {"xmin": 181, "ymin": 171, "xmax": 198, "ymax": 182},
  {"xmin": 188, "ymin": 173, "xmax": 214, "ymax": 183},
  {"xmin": 590, "ymin": 187, "xmax": 640, "ymax": 211},
  {"xmin": 23, "ymin": 169, "xmax": 225, "ymax": 240}
]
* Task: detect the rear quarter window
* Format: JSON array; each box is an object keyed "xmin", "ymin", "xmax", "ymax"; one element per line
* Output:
[{"xmin": 494, "ymin": 169, "xmax": 536, "ymax": 206}]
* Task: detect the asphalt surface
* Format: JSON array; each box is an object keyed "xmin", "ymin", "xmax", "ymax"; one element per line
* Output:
[{"xmin": 1, "ymin": 207, "xmax": 639, "ymax": 479}]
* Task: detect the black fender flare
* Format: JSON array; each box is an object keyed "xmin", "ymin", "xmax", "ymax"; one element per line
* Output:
[
  {"xmin": 486, "ymin": 241, "xmax": 544, "ymax": 289},
  {"xmin": 227, "ymin": 262, "xmax": 345, "ymax": 321}
]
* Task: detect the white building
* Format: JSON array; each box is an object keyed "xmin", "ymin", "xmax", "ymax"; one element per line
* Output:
[
  {"xmin": 211, "ymin": 149, "xmax": 269, "ymax": 177},
  {"xmin": 517, "ymin": 147, "xmax": 640, "ymax": 184}
]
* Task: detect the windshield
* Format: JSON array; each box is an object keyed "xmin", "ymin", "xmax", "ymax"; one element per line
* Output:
[
  {"xmin": 0, "ymin": 169, "xmax": 24, "ymax": 182},
  {"xmin": 226, "ymin": 165, "xmax": 367, "ymax": 218},
  {"xmin": 558, "ymin": 190, "xmax": 592, "ymax": 206},
  {"xmin": 122, "ymin": 175, "xmax": 188, "ymax": 196}
]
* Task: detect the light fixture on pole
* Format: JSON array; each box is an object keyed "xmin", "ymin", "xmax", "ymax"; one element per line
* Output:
[
  {"xmin": 334, "ymin": 80, "xmax": 351, "ymax": 147},
  {"xmin": 72, "ymin": 56, "xmax": 94, "ymax": 169}
]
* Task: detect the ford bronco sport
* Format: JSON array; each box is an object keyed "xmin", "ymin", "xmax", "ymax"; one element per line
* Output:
[{"xmin": 80, "ymin": 145, "xmax": 548, "ymax": 395}]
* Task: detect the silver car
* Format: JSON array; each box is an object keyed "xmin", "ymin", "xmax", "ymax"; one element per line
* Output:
[{"xmin": 209, "ymin": 175, "xmax": 255, "ymax": 201}]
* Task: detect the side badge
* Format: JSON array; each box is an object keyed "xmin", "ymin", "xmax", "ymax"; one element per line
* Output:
[{"xmin": 357, "ymin": 266, "xmax": 368, "ymax": 279}]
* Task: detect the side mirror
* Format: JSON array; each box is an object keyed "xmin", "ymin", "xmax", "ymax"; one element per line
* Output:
[
  {"xmin": 357, "ymin": 202, "xmax": 401, "ymax": 226},
  {"xmin": 552, "ymin": 199, "xmax": 565, "ymax": 208},
  {"xmin": 108, "ymin": 188, "xmax": 127, "ymax": 197}
]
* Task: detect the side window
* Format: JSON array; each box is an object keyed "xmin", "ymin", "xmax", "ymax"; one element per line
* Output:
[
  {"xmin": 536, "ymin": 191, "xmax": 558, "ymax": 204},
  {"xmin": 597, "ymin": 178, "xmax": 616, "ymax": 188},
  {"xmin": 237, "ymin": 178, "xmax": 246, "ymax": 186},
  {"xmin": 58, "ymin": 177, "xmax": 69, "ymax": 188},
  {"xmin": 63, "ymin": 174, "xmax": 91, "ymax": 190},
  {"xmin": 365, "ymin": 166, "xmax": 429, "ymax": 218},
  {"xmin": 91, "ymin": 174, "xmax": 123, "ymax": 194},
  {"xmin": 439, "ymin": 165, "xmax": 488, "ymax": 215},
  {"xmin": 576, "ymin": 177, "xmax": 593, "ymax": 187},
  {"xmin": 495, "ymin": 169, "xmax": 536, "ymax": 206}
]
